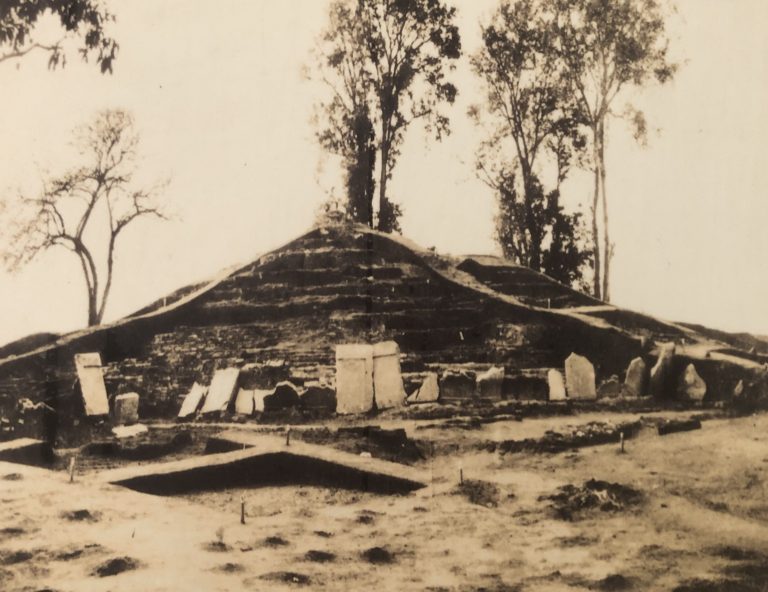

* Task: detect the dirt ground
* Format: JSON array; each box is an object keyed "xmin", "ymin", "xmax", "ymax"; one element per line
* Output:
[{"xmin": 2, "ymin": 412, "xmax": 768, "ymax": 591}]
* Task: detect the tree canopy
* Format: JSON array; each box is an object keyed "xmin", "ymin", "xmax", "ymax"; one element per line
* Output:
[
  {"xmin": 0, "ymin": 0, "xmax": 117, "ymax": 71},
  {"xmin": 314, "ymin": 0, "xmax": 461, "ymax": 232}
]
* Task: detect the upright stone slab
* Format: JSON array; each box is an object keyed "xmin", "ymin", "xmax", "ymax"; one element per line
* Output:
[
  {"xmin": 547, "ymin": 369, "xmax": 567, "ymax": 401},
  {"xmin": 234, "ymin": 388, "xmax": 256, "ymax": 415},
  {"xmin": 253, "ymin": 389, "xmax": 272, "ymax": 413},
  {"xmin": 178, "ymin": 382, "xmax": 207, "ymax": 419},
  {"xmin": 649, "ymin": 344, "xmax": 676, "ymax": 398},
  {"xmin": 564, "ymin": 353, "xmax": 597, "ymax": 400},
  {"xmin": 408, "ymin": 373, "xmax": 440, "ymax": 404},
  {"xmin": 300, "ymin": 384, "xmax": 336, "ymax": 411},
  {"xmin": 74, "ymin": 353, "xmax": 109, "ymax": 416},
  {"xmin": 624, "ymin": 357, "xmax": 648, "ymax": 397},
  {"xmin": 439, "ymin": 370, "xmax": 477, "ymax": 401},
  {"xmin": 476, "ymin": 366, "xmax": 504, "ymax": 401},
  {"xmin": 372, "ymin": 341, "xmax": 406, "ymax": 409},
  {"xmin": 335, "ymin": 344, "xmax": 374, "ymax": 414},
  {"xmin": 200, "ymin": 368, "xmax": 240, "ymax": 414},
  {"xmin": 113, "ymin": 392, "xmax": 139, "ymax": 425},
  {"xmin": 678, "ymin": 363, "xmax": 707, "ymax": 401}
]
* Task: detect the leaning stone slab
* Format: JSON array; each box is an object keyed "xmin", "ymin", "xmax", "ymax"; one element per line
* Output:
[
  {"xmin": 74, "ymin": 352, "xmax": 109, "ymax": 416},
  {"xmin": 547, "ymin": 369, "xmax": 567, "ymax": 401},
  {"xmin": 372, "ymin": 341, "xmax": 406, "ymax": 410},
  {"xmin": 234, "ymin": 388, "xmax": 256, "ymax": 416},
  {"xmin": 200, "ymin": 368, "xmax": 240, "ymax": 414},
  {"xmin": 624, "ymin": 357, "xmax": 648, "ymax": 397},
  {"xmin": 649, "ymin": 344, "xmax": 676, "ymax": 398},
  {"xmin": 476, "ymin": 366, "xmax": 504, "ymax": 401},
  {"xmin": 335, "ymin": 344, "xmax": 375, "ymax": 415},
  {"xmin": 564, "ymin": 353, "xmax": 596, "ymax": 400},
  {"xmin": 178, "ymin": 382, "xmax": 207, "ymax": 419},
  {"xmin": 407, "ymin": 373, "xmax": 440, "ymax": 404},
  {"xmin": 113, "ymin": 392, "xmax": 139, "ymax": 426},
  {"xmin": 678, "ymin": 363, "xmax": 707, "ymax": 401}
]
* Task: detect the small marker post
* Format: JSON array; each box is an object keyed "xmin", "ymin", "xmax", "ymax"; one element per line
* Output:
[
  {"xmin": 68, "ymin": 456, "xmax": 76, "ymax": 483},
  {"xmin": 460, "ymin": 467, "xmax": 464, "ymax": 485},
  {"xmin": 620, "ymin": 431, "xmax": 625, "ymax": 453},
  {"xmin": 286, "ymin": 429, "xmax": 291, "ymax": 447},
  {"xmin": 240, "ymin": 495, "xmax": 246, "ymax": 525}
]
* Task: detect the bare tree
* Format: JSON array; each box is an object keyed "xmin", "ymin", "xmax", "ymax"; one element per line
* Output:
[
  {"xmin": 0, "ymin": 0, "xmax": 118, "ymax": 72},
  {"xmin": 2, "ymin": 110, "xmax": 168, "ymax": 326},
  {"xmin": 553, "ymin": 0, "xmax": 677, "ymax": 301}
]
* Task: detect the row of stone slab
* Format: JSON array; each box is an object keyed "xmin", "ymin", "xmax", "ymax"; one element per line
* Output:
[{"xmin": 177, "ymin": 368, "xmax": 336, "ymax": 418}]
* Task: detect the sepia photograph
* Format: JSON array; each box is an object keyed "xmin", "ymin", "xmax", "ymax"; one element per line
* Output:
[{"xmin": 0, "ymin": 1, "xmax": 767, "ymax": 590}]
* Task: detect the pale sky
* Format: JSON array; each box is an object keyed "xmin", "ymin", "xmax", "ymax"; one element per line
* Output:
[{"xmin": 0, "ymin": 0, "xmax": 767, "ymax": 346}]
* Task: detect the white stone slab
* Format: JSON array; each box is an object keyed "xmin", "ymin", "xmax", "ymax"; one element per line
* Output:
[
  {"xmin": 408, "ymin": 373, "xmax": 440, "ymax": 404},
  {"xmin": 335, "ymin": 344, "xmax": 374, "ymax": 414},
  {"xmin": 234, "ymin": 388, "xmax": 255, "ymax": 415},
  {"xmin": 372, "ymin": 341, "xmax": 406, "ymax": 410},
  {"xmin": 74, "ymin": 353, "xmax": 109, "ymax": 416},
  {"xmin": 200, "ymin": 368, "xmax": 240, "ymax": 414},
  {"xmin": 547, "ymin": 369, "xmax": 567, "ymax": 401},
  {"xmin": 178, "ymin": 382, "xmax": 207, "ymax": 418},
  {"xmin": 564, "ymin": 353, "xmax": 597, "ymax": 400}
]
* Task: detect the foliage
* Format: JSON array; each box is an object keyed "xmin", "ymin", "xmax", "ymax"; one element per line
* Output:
[
  {"xmin": 0, "ymin": 0, "xmax": 118, "ymax": 72},
  {"xmin": 552, "ymin": 0, "xmax": 678, "ymax": 300},
  {"xmin": 1, "ymin": 110, "xmax": 169, "ymax": 326},
  {"xmin": 472, "ymin": 0, "xmax": 590, "ymax": 285},
  {"xmin": 314, "ymin": 0, "xmax": 461, "ymax": 232}
]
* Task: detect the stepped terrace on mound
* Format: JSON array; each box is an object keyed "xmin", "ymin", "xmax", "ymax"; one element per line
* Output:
[{"xmin": 0, "ymin": 222, "xmax": 764, "ymax": 439}]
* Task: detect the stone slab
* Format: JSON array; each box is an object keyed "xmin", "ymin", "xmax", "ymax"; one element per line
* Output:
[
  {"xmin": 200, "ymin": 368, "xmax": 240, "ymax": 414},
  {"xmin": 113, "ymin": 392, "xmax": 139, "ymax": 425},
  {"xmin": 74, "ymin": 352, "xmax": 109, "ymax": 416},
  {"xmin": 112, "ymin": 424, "xmax": 149, "ymax": 439},
  {"xmin": 335, "ymin": 344, "xmax": 374, "ymax": 415},
  {"xmin": 624, "ymin": 357, "xmax": 648, "ymax": 397},
  {"xmin": 178, "ymin": 382, "xmax": 208, "ymax": 419},
  {"xmin": 679, "ymin": 363, "xmax": 707, "ymax": 401},
  {"xmin": 547, "ymin": 369, "xmax": 567, "ymax": 401},
  {"xmin": 476, "ymin": 366, "xmax": 504, "ymax": 400},
  {"xmin": 372, "ymin": 341, "xmax": 406, "ymax": 410},
  {"xmin": 565, "ymin": 353, "xmax": 596, "ymax": 400},
  {"xmin": 407, "ymin": 373, "xmax": 440, "ymax": 404},
  {"xmin": 234, "ymin": 388, "xmax": 255, "ymax": 415}
]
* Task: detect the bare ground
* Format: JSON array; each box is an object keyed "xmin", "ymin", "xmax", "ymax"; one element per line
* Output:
[{"xmin": 1, "ymin": 412, "xmax": 768, "ymax": 591}]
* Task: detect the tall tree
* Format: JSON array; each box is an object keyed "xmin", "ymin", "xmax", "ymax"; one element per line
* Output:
[
  {"xmin": 1, "ymin": 110, "xmax": 168, "ymax": 326},
  {"xmin": 472, "ymin": 0, "xmax": 589, "ymax": 285},
  {"xmin": 314, "ymin": 0, "xmax": 461, "ymax": 232},
  {"xmin": 315, "ymin": 1, "xmax": 377, "ymax": 227},
  {"xmin": 553, "ymin": 0, "xmax": 676, "ymax": 300},
  {"xmin": 0, "ymin": 0, "xmax": 117, "ymax": 72}
]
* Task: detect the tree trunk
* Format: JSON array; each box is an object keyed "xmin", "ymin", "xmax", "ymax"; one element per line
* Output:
[
  {"xmin": 377, "ymin": 137, "xmax": 389, "ymax": 232},
  {"xmin": 590, "ymin": 125, "xmax": 602, "ymax": 300},
  {"xmin": 598, "ymin": 122, "xmax": 611, "ymax": 302}
]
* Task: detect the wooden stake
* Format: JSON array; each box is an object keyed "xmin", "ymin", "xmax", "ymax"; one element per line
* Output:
[
  {"xmin": 68, "ymin": 456, "xmax": 76, "ymax": 483},
  {"xmin": 460, "ymin": 468, "xmax": 464, "ymax": 485},
  {"xmin": 286, "ymin": 429, "xmax": 291, "ymax": 447},
  {"xmin": 620, "ymin": 432, "xmax": 625, "ymax": 453},
  {"xmin": 240, "ymin": 495, "xmax": 246, "ymax": 525}
]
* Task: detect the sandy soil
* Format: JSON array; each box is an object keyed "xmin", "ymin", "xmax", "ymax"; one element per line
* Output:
[{"xmin": 2, "ymin": 412, "xmax": 768, "ymax": 591}]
